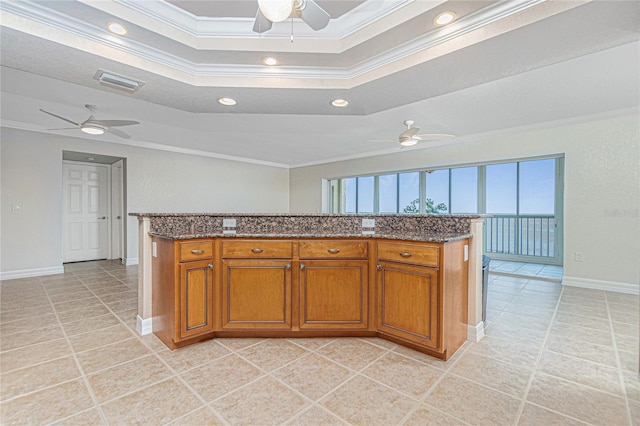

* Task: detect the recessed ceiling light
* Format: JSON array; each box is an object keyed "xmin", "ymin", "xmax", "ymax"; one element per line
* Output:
[
  {"xmin": 263, "ymin": 57, "xmax": 278, "ymax": 66},
  {"xmin": 434, "ymin": 12, "xmax": 456, "ymax": 26},
  {"xmin": 218, "ymin": 97, "xmax": 237, "ymax": 106},
  {"xmin": 331, "ymin": 99, "xmax": 349, "ymax": 107},
  {"xmin": 107, "ymin": 23, "xmax": 128, "ymax": 36}
]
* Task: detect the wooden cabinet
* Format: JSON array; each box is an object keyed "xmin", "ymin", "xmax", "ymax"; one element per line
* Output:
[
  {"xmin": 298, "ymin": 240, "xmax": 369, "ymax": 330},
  {"xmin": 376, "ymin": 239, "xmax": 468, "ymax": 360},
  {"xmin": 152, "ymin": 238, "xmax": 215, "ymax": 349},
  {"xmin": 221, "ymin": 240, "xmax": 293, "ymax": 330},
  {"xmin": 151, "ymin": 236, "xmax": 468, "ymax": 359},
  {"xmin": 377, "ymin": 261, "xmax": 439, "ymax": 349}
]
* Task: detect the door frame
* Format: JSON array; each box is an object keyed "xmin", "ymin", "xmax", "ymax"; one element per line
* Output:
[{"xmin": 110, "ymin": 159, "xmax": 125, "ymax": 261}]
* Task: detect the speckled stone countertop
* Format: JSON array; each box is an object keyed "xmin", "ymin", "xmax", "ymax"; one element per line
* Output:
[{"xmin": 131, "ymin": 213, "xmax": 480, "ymax": 243}]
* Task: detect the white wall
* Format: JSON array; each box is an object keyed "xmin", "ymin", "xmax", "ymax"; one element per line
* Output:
[
  {"xmin": 289, "ymin": 113, "xmax": 640, "ymax": 291},
  {"xmin": 0, "ymin": 127, "xmax": 290, "ymax": 277}
]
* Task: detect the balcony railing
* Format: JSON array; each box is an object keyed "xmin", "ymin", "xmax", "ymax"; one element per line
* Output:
[{"xmin": 484, "ymin": 215, "xmax": 556, "ymax": 258}]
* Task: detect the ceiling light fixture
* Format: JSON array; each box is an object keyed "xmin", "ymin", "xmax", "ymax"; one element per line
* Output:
[
  {"xmin": 258, "ymin": 0, "xmax": 294, "ymax": 23},
  {"xmin": 81, "ymin": 125, "xmax": 105, "ymax": 135},
  {"xmin": 218, "ymin": 97, "xmax": 237, "ymax": 106},
  {"xmin": 107, "ymin": 22, "xmax": 128, "ymax": 36},
  {"xmin": 434, "ymin": 11, "xmax": 456, "ymax": 26},
  {"xmin": 331, "ymin": 99, "xmax": 349, "ymax": 107},
  {"xmin": 399, "ymin": 138, "xmax": 419, "ymax": 147},
  {"xmin": 263, "ymin": 57, "xmax": 278, "ymax": 66}
]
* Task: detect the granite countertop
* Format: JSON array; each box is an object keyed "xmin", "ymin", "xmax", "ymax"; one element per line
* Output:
[
  {"xmin": 137, "ymin": 212, "xmax": 479, "ymax": 243},
  {"xmin": 148, "ymin": 231, "xmax": 472, "ymax": 243}
]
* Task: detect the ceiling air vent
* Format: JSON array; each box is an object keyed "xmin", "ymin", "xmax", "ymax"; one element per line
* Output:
[{"xmin": 93, "ymin": 69, "xmax": 145, "ymax": 93}]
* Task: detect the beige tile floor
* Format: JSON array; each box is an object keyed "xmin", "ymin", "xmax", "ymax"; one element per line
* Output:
[{"xmin": 0, "ymin": 260, "xmax": 638, "ymax": 425}]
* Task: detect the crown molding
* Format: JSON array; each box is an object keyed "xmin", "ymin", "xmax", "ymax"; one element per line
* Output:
[
  {"xmin": 0, "ymin": 119, "xmax": 290, "ymax": 169},
  {"xmin": 0, "ymin": 0, "xmax": 589, "ymax": 89}
]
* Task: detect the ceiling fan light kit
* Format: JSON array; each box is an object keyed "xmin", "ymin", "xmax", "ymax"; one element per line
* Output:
[
  {"xmin": 80, "ymin": 125, "xmax": 105, "ymax": 135},
  {"xmin": 258, "ymin": 0, "xmax": 294, "ymax": 23},
  {"xmin": 254, "ymin": 0, "xmax": 330, "ymax": 34}
]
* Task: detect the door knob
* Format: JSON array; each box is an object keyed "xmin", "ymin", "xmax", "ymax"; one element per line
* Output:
[{"xmin": 98, "ymin": 216, "xmax": 107, "ymax": 220}]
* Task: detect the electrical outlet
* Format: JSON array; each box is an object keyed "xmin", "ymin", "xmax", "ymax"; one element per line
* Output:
[
  {"xmin": 223, "ymin": 218, "xmax": 237, "ymax": 228},
  {"xmin": 362, "ymin": 218, "xmax": 375, "ymax": 228},
  {"xmin": 574, "ymin": 252, "xmax": 584, "ymax": 262}
]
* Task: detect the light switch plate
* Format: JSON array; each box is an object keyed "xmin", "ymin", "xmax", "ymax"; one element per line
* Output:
[{"xmin": 223, "ymin": 218, "xmax": 237, "ymax": 228}]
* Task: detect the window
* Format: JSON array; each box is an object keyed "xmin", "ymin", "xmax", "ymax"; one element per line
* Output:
[
  {"xmin": 450, "ymin": 167, "xmax": 478, "ymax": 213},
  {"xmin": 378, "ymin": 174, "xmax": 397, "ymax": 213},
  {"xmin": 399, "ymin": 172, "xmax": 420, "ymax": 213},
  {"xmin": 328, "ymin": 156, "xmax": 563, "ymax": 264},
  {"xmin": 486, "ymin": 163, "xmax": 517, "ymax": 214}
]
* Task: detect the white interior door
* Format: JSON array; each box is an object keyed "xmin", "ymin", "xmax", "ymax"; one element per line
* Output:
[
  {"xmin": 63, "ymin": 162, "xmax": 110, "ymax": 262},
  {"xmin": 111, "ymin": 160, "xmax": 124, "ymax": 260}
]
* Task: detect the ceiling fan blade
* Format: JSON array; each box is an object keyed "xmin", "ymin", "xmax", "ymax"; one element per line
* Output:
[
  {"xmin": 414, "ymin": 133, "xmax": 455, "ymax": 141},
  {"xmin": 106, "ymin": 127, "xmax": 131, "ymax": 139},
  {"xmin": 94, "ymin": 120, "xmax": 139, "ymax": 127},
  {"xmin": 47, "ymin": 127, "xmax": 78, "ymax": 131},
  {"xmin": 298, "ymin": 0, "xmax": 330, "ymax": 30},
  {"xmin": 366, "ymin": 139, "xmax": 397, "ymax": 143},
  {"xmin": 399, "ymin": 127, "xmax": 419, "ymax": 139},
  {"xmin": 39, "ymin": 109, "xmax": 80, "ymax": 126},
  {"xmin": 253, "ymin": 8, "xmax": 273, "ymax": 33}
]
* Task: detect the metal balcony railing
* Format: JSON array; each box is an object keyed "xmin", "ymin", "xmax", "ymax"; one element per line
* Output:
[{"xmin": 484, "ymin": 215, "xmax": 556, "ymax": 258}]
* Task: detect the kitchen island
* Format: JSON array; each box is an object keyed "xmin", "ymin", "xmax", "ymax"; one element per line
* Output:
[{"xmin": 132, "ymin": 213, "xmax": 485, "ymax": 360}]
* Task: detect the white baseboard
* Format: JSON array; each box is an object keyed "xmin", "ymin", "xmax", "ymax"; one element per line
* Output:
[
  {"xmin": 0, "ymin": 266, "xmax": 65, "ymax": 281},
  {"xmin": 562, "ymin": 276, "xmax": 639, "ymax": 295},
  {"xmin": 125, "ymin": 257, "xmax": 139, "ymax": 266},
  {"xmin": 467, "ymin": 321, "xmax": 485, "ymax": 342},
  {"xmin": 136, "ymin": 315, "xmax": 153, "ymax": 335}
]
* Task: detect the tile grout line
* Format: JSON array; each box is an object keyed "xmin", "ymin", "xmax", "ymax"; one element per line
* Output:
[
  {"xmin": 604, "ymin": 291, "xmax": 634, "ymax": 426},
  {"xmin": 42, "ymin": 269, "xmax": 110, "ymax": 425},
  {"xmin": 512, "ymin": 282, "xmax": 565, "ymax": 425}
]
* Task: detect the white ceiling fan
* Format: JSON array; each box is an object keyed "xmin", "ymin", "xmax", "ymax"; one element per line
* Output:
[
  {"xmin": 253, "ymin": 0, "xmax": 330, "ymax": 33},
  {"xmin": 368, "ymin": 120, "xmax": 455, "ymax": 147},
  {"xmin": 39, "ymin": 104, "xmax": 139, "ymax": 139}
]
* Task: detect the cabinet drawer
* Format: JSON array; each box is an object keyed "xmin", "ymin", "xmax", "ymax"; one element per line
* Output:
[
  {"xmin": 179, "ymin": 240, "xmax": 214, "ymax": 262},
  {"xmin": 299, "ymin": 240, "xmax": 368, "ymax": 259},
  {"xmin": 377, "ymin": 242, "xmax": 439, "ymax": 267},
  {"xmin": 222, "ymin": 240, "xmax": 292, "ymax": 258}
]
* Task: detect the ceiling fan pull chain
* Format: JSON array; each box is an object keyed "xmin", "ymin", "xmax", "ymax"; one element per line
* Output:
[{"xmin": 291, "ymin": 16, "xmax": 294, "ymax": 43}]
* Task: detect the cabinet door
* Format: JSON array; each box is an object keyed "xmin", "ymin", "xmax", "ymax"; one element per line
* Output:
[
  {"xmin": 222, "ymin": 259, "xmax": 292, "ymax": 330},
  {"xmin": 179, "ymin": 260, "xmax": 214, "ymax": 340},
  {"xmin": 377, "ymin": 261, "xmax": 440, "ymax": 349},
  {"xmin": 299, "ymin": 260, "xmax": 368, "ymax": 330}
]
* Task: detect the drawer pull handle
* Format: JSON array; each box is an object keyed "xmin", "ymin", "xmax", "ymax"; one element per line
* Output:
[
  {"xmin": 399, "ymin": 252, "xmax": 412, "ymax": 258},
  {"xmin": 251, "ymin": 248, "xmax": 264, "ymax": 253},
  {"xmin": 191, "ymin": 249, "xmax": 205, "ymax": 254},
  {"xmin": 327, "ymin": 248, "xmax": 340, "ymax": 254}
]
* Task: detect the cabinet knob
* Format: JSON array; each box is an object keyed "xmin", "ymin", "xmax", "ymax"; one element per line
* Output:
[
  {"xmin": 208, "ymin": 264, "xmax": 214, "ymax": 269},
  {"xmin": 399, "ymin": 252, "xmax": 412, "ymax": 258},
  {"xmin": 376, "ymin": 264, "xmax": 382, "ymax": 270},
  {"xmin": 300, "ymin": 264, "xmax": 305, "ymax": 270},
  {"xmin": 251, "ymin": 248, "xmax": 264, "ymax": 253},
  {"xmin": 327, "ymin": 248, "xmax": 340, "ymax": 254},
  {"xmin": 285, "ymin": 264, "xmax": 291, "ymax": 270},
  {"xmin": 191, "ymin": 249, "xmax": 205, "ymax": 254}
]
